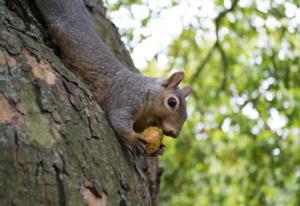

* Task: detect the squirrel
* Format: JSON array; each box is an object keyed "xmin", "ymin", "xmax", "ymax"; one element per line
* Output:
[{"xmin": 35, "ymin": 0, "xmax": 192, "ymax": 155}]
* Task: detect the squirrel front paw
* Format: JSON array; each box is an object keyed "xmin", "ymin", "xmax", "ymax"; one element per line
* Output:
[
  {"xmin": 150, "ymin": 144, "xmax": 165, "ymax": 157},
  {"xmin": 124, "ymin": 134, "xmax": 149, "ymax": 156},
  {"xmin": 122, "ymin": 128, "xmax": 164, "ymax": 156},
  {"xmin": 134, "ymin": 137, "xmax": 149, "ymax": 155}
]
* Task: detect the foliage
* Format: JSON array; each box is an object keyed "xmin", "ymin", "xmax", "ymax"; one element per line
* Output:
[{"xmin": 104, "ymin": 0, "xmax": 300, "ymax": 205}]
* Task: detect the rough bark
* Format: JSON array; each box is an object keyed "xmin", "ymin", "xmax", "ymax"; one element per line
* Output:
[{"xmin": 0, "ymin": 0, "xmax": 160, "ymax": 205}]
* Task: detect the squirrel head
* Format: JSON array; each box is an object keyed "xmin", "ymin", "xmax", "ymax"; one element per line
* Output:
[{"xmin": 151, "ymin": 71, "xmax": 192, "ymax": 138}]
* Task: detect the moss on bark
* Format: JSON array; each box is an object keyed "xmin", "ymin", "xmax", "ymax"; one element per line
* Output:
[{"xmin": 0, "ymin": 0, "xmax": 160, "ymax": 205}]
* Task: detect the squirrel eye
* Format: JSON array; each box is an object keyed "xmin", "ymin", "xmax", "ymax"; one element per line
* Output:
[{"xmin": 167, "ymin": 97, "xmax": 177, "ymax": 108}]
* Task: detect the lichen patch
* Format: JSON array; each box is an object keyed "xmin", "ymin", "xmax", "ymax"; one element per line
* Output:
[
  {"xmin": 81, "ymin": 186, "xmax": 107, "ymax": 206},
  {"xmin": 21, "ymin": 85, "xmax": 57, "ymax": 148},
  {"xmin": 0, "ymin": 50, "xmax": 17, "ymax": 65},
  {"xmin": 24, "ymin": 51, "xmax": 56, "ymax": 85},
  {"xmin": 5, "ymin": 52, "xmax": 17, "ymax": 65},
  {"xmin": 0, "ymin": 93, "xmax": 16, "ymax": 123}
]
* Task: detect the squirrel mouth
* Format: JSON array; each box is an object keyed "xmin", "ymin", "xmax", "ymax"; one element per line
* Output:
[
  {"xmin": 163, "ymin": 131, "xmax": 177, "ymax": 138},
  {"xmin": 150, "ymin": 121, "xmax": 178, "ymax": 137},
  {"xmin": 152, "ymin": 122, "xmax": 160, "ymax": 128},
  {"xmin": 151, "ymin": 121, "xmax": 178, "ymax": 138},
  {"xmin": 161, "ymin": 128, "xmax": 178, "ymax": 138},
  {"xmin": 150, "ymin": 123, "xmax": 168, "ymax": 136}
]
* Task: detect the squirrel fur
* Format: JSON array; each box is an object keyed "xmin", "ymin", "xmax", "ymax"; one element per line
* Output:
[{"xmin": 35, "ymin": 0, "xmax": 192, "ymax": 155}]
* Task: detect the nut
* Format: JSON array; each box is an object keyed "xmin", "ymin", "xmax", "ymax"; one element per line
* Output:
[{"xmin": 140, "ymin": 127, "xmax": 164, "ymax": 155}]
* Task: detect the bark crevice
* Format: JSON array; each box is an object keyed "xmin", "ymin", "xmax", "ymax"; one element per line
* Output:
[{"xmin": 0, "ymin": 0, "xmax": 160, "ymax": 205}]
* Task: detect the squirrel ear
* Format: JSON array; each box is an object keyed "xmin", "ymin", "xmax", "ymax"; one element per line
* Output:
[
  {"xmin": 183, "ymin": 85, "xmax": 193, "ymax": 97},
  {"xmin": 162, "ymin": 71, "xmax": 184, "ymax": 88}
]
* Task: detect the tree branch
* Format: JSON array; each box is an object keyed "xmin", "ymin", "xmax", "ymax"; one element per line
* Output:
[
  {"xmin": 191, "ymin": 43, "xmax": 216, "ymax": 84},
  {"xmin": 191, "ymin": 0, "xmax": 239, "ymax": 86},
  {"xmin": 215, "ymin": 0, "xmax": 239, "ymax": 91},
  {"xmin": 216, "ymin": 40, "xmax": 228, "ymax": 91},
  {"xmin": 215, "ymin": 0, "xmax": 239, "ymax": 26}
]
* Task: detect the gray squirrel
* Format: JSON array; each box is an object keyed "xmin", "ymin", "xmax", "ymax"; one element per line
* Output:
[{"xmin": 35, "ymin": 0, "xmax": 192, "ymax": 155}]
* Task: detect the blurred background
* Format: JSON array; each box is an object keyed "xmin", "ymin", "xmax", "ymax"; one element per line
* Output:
[{"xmin": 103, "ymin": 0, "xmax": 300, "ymax": 205}]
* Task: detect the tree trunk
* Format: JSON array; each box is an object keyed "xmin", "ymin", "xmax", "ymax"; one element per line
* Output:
[{"xmin": 0, "ymin": 0, "xmax": 160, "ymax": 205}]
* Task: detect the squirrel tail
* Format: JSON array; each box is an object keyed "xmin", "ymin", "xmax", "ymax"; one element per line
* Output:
[{"xmin": 35, "ymin": 0, "xmax": 126, "ymax": 83}]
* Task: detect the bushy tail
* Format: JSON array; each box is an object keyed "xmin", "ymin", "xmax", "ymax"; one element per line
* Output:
[{"xmin": 35, "ymin": 0, "xmax": 125, "ymax": 83}]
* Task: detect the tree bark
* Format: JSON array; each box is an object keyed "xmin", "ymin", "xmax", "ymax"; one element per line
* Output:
[{"xmin": 0, "ymin": 0, "xmax": 160, "ymax": 205}]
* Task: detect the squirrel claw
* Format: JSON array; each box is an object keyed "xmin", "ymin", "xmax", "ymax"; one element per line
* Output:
[
  {"xmin": 150, "ymin": 144, "xmax": 165, "ymax": 156},
  {"xmin": 138, "ymin": 137, "xmax": 149, "ymax": 144},
  {"xmin": 135, "ymin": 138, "xmax": 148, "ymax": 155}
]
